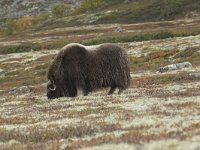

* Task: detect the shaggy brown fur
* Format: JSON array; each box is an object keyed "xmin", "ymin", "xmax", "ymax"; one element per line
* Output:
[{"xmin": 47, "ymin": 43, "xmax": 130, "ymax": 99}]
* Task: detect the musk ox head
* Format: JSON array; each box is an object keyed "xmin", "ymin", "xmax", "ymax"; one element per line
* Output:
[
  {"xmin": 46, "ymin": 75, "xmax": 66, "ymax": 99},
  {"xmin": 47, "ymin": 79, "xmax": 57, "ymax": 99},
  {"xmin": 47, "ymin": 78, "xmax": 59, "ymax": 99}
]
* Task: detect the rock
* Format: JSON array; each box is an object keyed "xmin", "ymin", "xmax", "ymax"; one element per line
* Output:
[
  {"xmin": 159, "ymin": 62, "xmax": 192, "ymax": 73},
  {"xmin": 10, "ymin": 86, "xmax": 31, "ymax": 95},
  {"xmin": 115, "ymin": 27, "xmax": 125, "ymax": 32}
]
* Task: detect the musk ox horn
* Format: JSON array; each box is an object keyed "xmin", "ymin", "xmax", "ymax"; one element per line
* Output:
[
  {"xmin": 48, "ymin": 80, "xmax": 51, "ymax": 85},
  {"xmin": 48, "ymin": 80, "xmax": 56, "ymax": 91},
  {"xmin": 49, "ymin": 84, "xmax": 56, "ymax": 91}
]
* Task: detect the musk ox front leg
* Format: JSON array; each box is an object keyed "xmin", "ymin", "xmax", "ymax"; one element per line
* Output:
[
  {"xmin": 67, "ymin": 87, "xmax": 77, "ymax": 97},
  {"xmin": 64, "ymin": 78, "xmax": 78, "ymax": 97}
]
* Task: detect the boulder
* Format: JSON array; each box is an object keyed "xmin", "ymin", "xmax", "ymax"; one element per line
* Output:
[
  {"xmin": 115, "ymin": 27, "xmax": 125, "ymax": 32},
  {"xmin": 159, "ymin": 62, "xmax": 192, "ymax": 73},
  {"xmin": 10, "ymin": 86, "xmax": 31, "ymax": 95}
]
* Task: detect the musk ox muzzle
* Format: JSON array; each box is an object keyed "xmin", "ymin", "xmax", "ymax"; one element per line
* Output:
[{"xmin": 46, "ymin": 43, "xmax": 131, "ymax": 99}]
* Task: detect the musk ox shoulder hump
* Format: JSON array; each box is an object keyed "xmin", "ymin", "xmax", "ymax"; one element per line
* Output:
[
  {"xmin": 59, "ymin": 43, "xmax": 88, "ymax": 60},
  {"xmin": 61, "ymin": 43, "xmax": 87, "ymax": 53},
  {"xmin": 61, "ymin": 43, "xmax": 84, "ymax": 50},
  {"xmin": 62, "ymin": 43, "xmax": 104, "ymax": 52},
  {"xmin": 61, "ymin": 43, "xmax": 122, "ymax": 53}
]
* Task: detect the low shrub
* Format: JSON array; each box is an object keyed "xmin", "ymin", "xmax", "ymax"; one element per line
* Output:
[
  {"xmin": 52, "ymin": 4, "xmax": 69, "ymax": 18},
  {"xmin": 74, "ymin": 0, "xmax": 107, "ymax": 13},
  {"xmin": 0, "ymin": 43, "xmax": 41, "ymax": 54},
  {"xmin": 83, "ymin": 31, "xmax": 197, "ymax": 45}
]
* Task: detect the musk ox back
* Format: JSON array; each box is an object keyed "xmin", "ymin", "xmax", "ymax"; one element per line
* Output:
[{"xmin": 47, "ymin": 43, "xmax": 130, "ymax": 99}]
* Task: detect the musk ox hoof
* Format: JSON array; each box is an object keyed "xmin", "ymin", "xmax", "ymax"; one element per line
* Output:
[
  {"xmin": 107, "ymin": 86, "xmax": 117, "ymax": 95},
  {"xmin": 118, "ymin": 87, "xmax": 125, "ymax": 95}
]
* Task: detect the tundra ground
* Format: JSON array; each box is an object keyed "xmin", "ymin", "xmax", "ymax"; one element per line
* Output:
[{"xmin": 0, "ymin": 21, "xmax": 200, "ymax": 150}]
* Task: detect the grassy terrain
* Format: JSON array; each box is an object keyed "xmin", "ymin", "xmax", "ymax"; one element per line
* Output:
[
  {"xmin": 0, "ymin": 20, "xmax": 200, "ymax": 149},
  {"xmin": 0, "ymin": 16, "xmax": 200, "ymax": 90},
  {"xmin": 1, "ymin": 17, "xmax": 200, "ymax": 54},
  {"xmin": 0, "ymin": 38, "xmax": 200, "ymax": 149},
  {"xmin": 0, "ymin": 4, "xmax": 200, "ymax": 149}
]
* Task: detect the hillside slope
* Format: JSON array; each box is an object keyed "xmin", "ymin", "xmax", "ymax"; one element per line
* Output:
[
  {"xmin": 0, "ymin": 0, "xmax": 79, "ymax": 21},
  {"xmin": 27, "ymin": 0, "xmax": 200, "ymax": 31},
  {"xmin": 1, "ymin": 0, "xmax": 200, "ymax": 31},
  {"xmin": 95, "ymin": 0, "xmax": 200, "ymax": 23}
]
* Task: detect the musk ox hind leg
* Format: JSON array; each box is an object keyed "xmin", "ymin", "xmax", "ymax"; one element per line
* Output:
[
  {"xmin": 77, "ymin": 79, "xmax": 90, "ymax": 96},
  {"xmin": 80, "ymin": 85, "xmax": 89, "ymax": 96},
  {"xmin": 80, "ymin": 86, "xmax": 89, "ymax": 96},
  {"xmin": 108, "ymin": 86, "xmax": 117, "ymax": 95},
  {"xmin": 83, "ymin": 90, "xmax": 89, "ymax": 96},
  {"xmin": 118, "ymin": 86, "xmax": 126, "ymax": 95}
]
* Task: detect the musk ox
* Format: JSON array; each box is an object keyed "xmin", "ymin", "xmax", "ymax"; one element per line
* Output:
[{"xmin": 47, "ymin": 43, "xmax": 131, "ymax": 99}]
